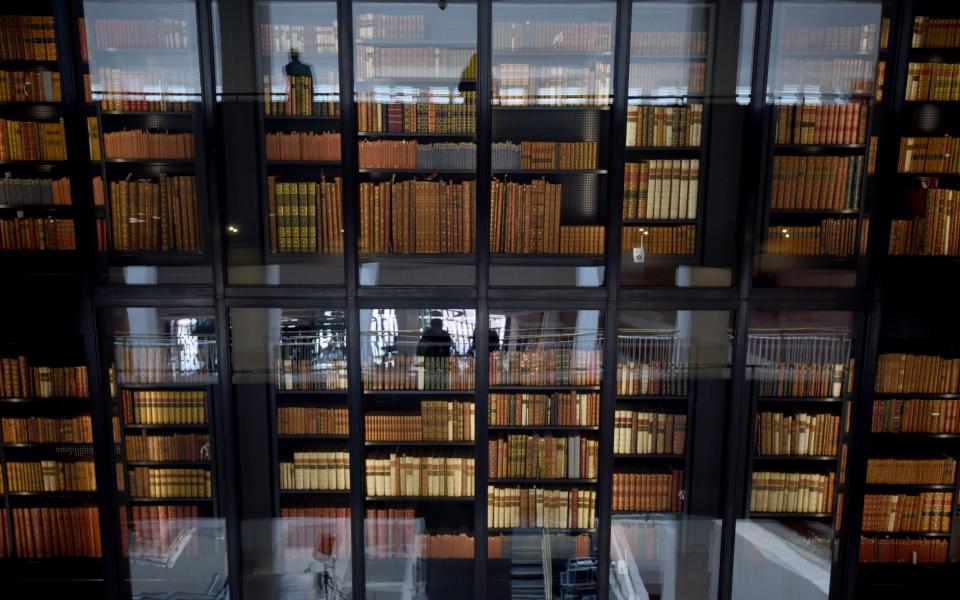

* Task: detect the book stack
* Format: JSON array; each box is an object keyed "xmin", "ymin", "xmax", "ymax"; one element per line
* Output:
[
  {"xmin": 124, "ymin": 433, "xmax": 209, "ymax": 461},
  {"xmin": 121, "ymin": 390, "xmax": 208, "ymax": 425},
  {"xmin": 129, "ymin": 467, "xmax": 212, "ymax": 498},
  {"xmin": 489, "ymin": 434, "xmax": 598, "ymax": 479},
  {"xmin": 775, "ymin": 103, "xmax": 869, "ymax": 144},
  {"xmin": 279, "ymin": 506, "xmax": 350, "ymax": 559},
  {"xmin": 11, "ymin": 507, "xmax": 101, "ymax": 557},
  {"xmin": 364, "ymin": 401, "xmax": 475, "ymax": 441},
  {"xmin": 355, "ymin": 13, "xmax": 425, "ymax": 40},
  {"xmin": 354, "ymin": 47, "xmax": 476, "ymax": 80},
  {"xmin": 6, "ymin": 460, "xmax": 97, "ymax": 492},
  {"xmin": 278, "ymin": 407, "xmax": 348, "ymax": 436},
  {"xmin": 558, "ymin": 226, "xmax": 605, "ymax": 254},
  {"xmin": 628, "ymin": 63, "xmax": 706, "ymax": 96},
  {"xmin": 275, "ymin": 354, "xmax": 347, "ymax": 391},
  {"xmin": 862, "ymin": 493, "xmax": 953, "ymax": 532},
  {"xmin": 261, "ymin": 73, "xmax": 336, "ymax": 117},
  {"xmin": 492, "ymin": 63, "xmax": 613, "ymax": 106},
  {"xmin": 363, "ymin": 506, "xmax": 418, "ymax": 558},
  {"xmin": 260, "ymin": 23, "xmax": 338, "ymax": 54},
  {"xmin": 612, "ymin": 470, "xmax": 684, "ymax": 512},
  {"xmin": 358, "ymin": 140, "xmax": 476, "ymax": 169},
  {"xmin": 0, "ymin": 177, "xmax": 71, "ymax": 206},
  {"xmin": 875, "ymin": 353, "xmax": 960, "ymax": 393},
  {"xmin": 102, "ymin": 129, "xmax": 194, "ymax": 159},
  {"xmin": 765, "ymin": 219, "xmax": 861, "ymax": 256},
  {"xmin": 489, "ymin": 178, "xmax": 561, "ymax": 253},
  {"xmin": 362, "ymin": 356, "xmax": 475, "ymax": 391},
  {"xmin": 756, "ymin": 412, "xmax": 840, "ymax": 456},
  {"xmin": 357, "ymin": 90, "xmax": 476, "ymax": 133},
  {"xmin": 770, "ymin": 156, "xmax": 863, "ymax": 210},
  {"xmin": 623, "ymin": 160, "xmax": 700, "ymax": 220},
  {"xmin": 280, "ymin": 452, "xmax": 350, "ymax": 490},
  {"xmin": 1, "ymin": 416, "xmax": 93, "ymax": 444},
  {"xmin": 888, "ymin": 189, "xmax": 960, "ymax": 256},
  {"xmin": 265, "ymin": 131, "xmax": 341, "ymax": 161},
  {"xmin": 365, "ymin": 453, "xmax": 474, "ymax": 497},
  {"xmin": 626, "ymin": 105, "xmax": 704, "ymax": 147},
  {"xmin": 130, "ymin": 505, "xmax": 200, "ymax": 559},
  {"xmin": 358, "ymin": 179, "xmax": 475, "ymax": 254},
  {"xmin": 750, "ymin": 472, "xmax": 835, "ymax": 513},
  {"xmin": 613, "ymin": 411, "xmax": 686, "ymax": 455},
  {"xmin": 488, "ymin": 486, "xmax": 596, "ymax": 529},
  {"xmin": 616, "ymin": 350, "xmax": 689, "ymax": 396},
  {"xmin": 0, "ymin": 217, "xmax": 75, "ymax": 250},
  {"xmin": 488, "ymin": 392, "xmax": 600, "ymax": 427},
  {"xmin": 267, "ymin": 176, "xmax": 343, "ymax": 254},
  {"xmin": 771, "ymin": 59, "xmax": 875, "ymax": 95},
  {"xmin": 865, "ymin": 458, "xmax": 957, "ymax": 485},
  {"xmin": 904, "ymin": 63, "xmax": 960, "ymax": 101},
  {"xmin": 0, "ymin": 357, "xmax": 87, "ymax": 398},
  {"xmin": 421, "ymin": 533, "xmax": 474, "ymax": 558},
  {"xmin": 491, "ymin": 141, "xmax": 599, "ymax": 171},
  {"xmin": 93, "ymin": 67, "xmax": 195, "ymax": 111},
  {"xmin": 0, "ymin": 69, "xmax": 61, "ymax": 102},
  {"xmin": 621, "ymin": 225, "xmax": 697, "ymax": 255},
  {"xmin": 109, "ymin": 175, "xmax": 200, "ymax": 252},
  {"xmin": 612, "ymin": 521, "xmax": 673, "ymax": 561},
  {"xmin": 0, "ymin": 15, "xmax": 56, "ymax": 60},
  {"xmin": 749, "ymin": 337, "xmax": 847, "ymax": 398},
  {"xmin": 0, "ymin": 118, "xmax": 67, "ymax": 160},
  {"xmin": 493, "ymin": 21, "xmax": 612, "ymax": 52},
  {"xmin": 872, "ymin": 399, "xmax": 960, "ymax": 433},
  {"xmin": 89, "ymin": 18, "xmax": 190, "ymax": 49},
  {"xmin": 912, "ymin": 17, "xmax": 960, "ymax": 48},
  {"xmin": 630, "ymin": 30, "xmax": 707, "ymax": 54},
  {"xmin": 859, "ymin": 537, "xmax": 948, "ymax": 563},
  {"xmin": 489, "ymin": 348, "xmax": 603, "ymax": 386},
  {"xmin": 898, "ymin": 136, "xmax": 960, "ymax": 173}
]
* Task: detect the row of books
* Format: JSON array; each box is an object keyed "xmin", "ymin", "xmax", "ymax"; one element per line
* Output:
[
  {"xmin": 358, "ymin": 179, "xmax": 475, "ymax": 254},
  {"xmin": 261, "ymin": 74, "xmax": 333, "ymax": 117},
  {"xmin": 356, "ymin": 13, "xmax": 424, "ymax": 41},
  {"xmin": 630, "ymin": 30, "xmax": 708, "ymax": 55},
  {"xmin": 753, "ymin": 365, "xmax": 846, "ymax": 399},
  {"xmin": 621, "ymin": 225, "xmax": 697, "ymax": 255},
  {"xmin": 129, "ymin": 505, "xmax": 201, "ymax": 559},
  {"xmin": 781, "ymin": 24, "xmax": 879, "ymax": 52},
  {"xmin": 267, "ymin": 177, "xmax": 344, "ymax": 254},
  {"xmin": 103, "ymin": 129, "xmax": 194, "ymax": 159},
  {"xmin": 108, "ymin": 175, "xmax": 201, "ymax": 252},
  {"xmin": 768, "ymin": 59, "xmax": 876, "ymax": 96},
  {"xmin": 356, "ymin": 91, "xmax": 476, "ymax": 134},
  {"xmin": 859, "ymin": 536, "xmax": 947, "ymax": 564},
  {"xmin": 0, "ymin": 357, "xmax": 87, "ymax": 399},
  {"xmin": 487, "ymin": 392, "xmax": 600, "ymax": 427},
  {"xmin": 0, "ymin": 69, "xmax": 60, "ymax": 103},
  {"xmin": 363, "ymin": 506, "xmax": 418, "ymax": 559},
  {"xmin": 749, "ymin": 471, "xmax": 836, "ymax": 514},
  {"xmin": 489, "ymin": 434, "xmax": 598, "ymax": 479},
  {"xmin": 420, "ymin": 532, "xmax": 474, "ymax": 558},
  {"xmin": 88, "ymin": 67, "xmax": 196, "ymax": 112},
  {"xmin": 87, "ymin": 18, "xmax": 191, "ymax": 50},
  {"xmin": 493, "ymin": 21, "xmax": 612, "ymax": 52},
  {"xmin": 280, "ymin": 452, "xmax": 350, "ymax": 490},
  {"xmin": 492, "ymin": 141, "xmax": 599, "ymax": 171},
  {"xmin": 278, "ymin": 407, "xmax": 348, "ymax": 436},
  {"xmin": 260, "ymin": 23, "xmax": 337, "ymax": 54},
  {"xmin": 861, "ymin": 493, "xmax": 953, "ymax": 533},
  {"xmin": 904, "ymin": 63, "xmax": 960, "ymax": 101},
  {"xmin": 1, "ymin": 416, "xmax": 93, "ymax": 444},
  {"xmin": 775, "ymin": 102, "xmax": 869, "ymax": 145},
  {"xmin": 120, "ymin": 390, "xmax": 208, "ymax": 425},
  {"xmin": 626, "ymin": 104, "xmax": 704, "ymax": 148},
  {"xmin": 628, "ymin": 63, "xmax": 706, "ymax": 96},
  {"xmin": 871, "ymin": 399, "xmax": 960, "ymax": 433},
  {"xmin": 875, "ymin": 353, "xmax": 960, "ymax": 394},
  {"xmin": 365, "ymin": 454, "xmax": 475, "ymax": 497},
  {"xmin": 489, "ymin": 178, "xmax": 563, "ymax": 254},
  {"xmin": 765, "ymin": 219, "xmax": 861, "ymax": 256},
  {"xmin": 492, "ymin": 63, "xmax": 612, "ymax": 106},
  {"xmin": 354, "ymin": 47, "xmax": 477, "ymax": 80},
  {"xmin": 0, "ymin": 15, "xmax": 56, "ymax": 61},
  {"xmin": 888, "ymin": 189, "xmax": 960, "ymax": 257},
  {"xmin": 615, "ymin": 361, "xmax": 689, "ymax": 397},
  {"xmin": 274, "ymin": 357, "xmax": 347, "ymax": 391},
  {"xmin": 5, "ymin": 460, "xmax": 97, "ymax": 492},
  {"xmin": 0, "ymin": 216, "xmax": 75, "ymax": 251},
  {"xmin": 362, "ymin": 356, "xmax": 475, "ymax": 391},
  {"xmin": 280, "ymin": 506, "xmax": 349, "ymax": 559},
  {"xmin": 911, "ymin": 16, "xmax": 960, "ymax": 49},
  {"xmin": 865, "ymin": 458, "xmax": 957, "ymax": 485},
  {"xmin": 9, "ymin": 507, "xmax": 101, "ymax": 558},
  {"xmin": 358, "ymin": 140, "xmax": 476, "ymax": 170},
  {"xmin": 756, "ymin": 412, "xmax": 840, "ymax": 457},
  {"xmin": 615, "ymin": 521, "xmax": 674, "ymax": 561},
  {"xmin": 0, "ymin": 176, "xmax": 71, "ymax": 206},
  {"xmin": 611, "ymin": 470, "xmax": 684, "ymax": 512},
  {"xmin": 770, "ymin": 156, "xmax": 864, "ymax": 211},
  {"xmin": 265, "ymin": 131, "xmax": 340, "ymax": 161},
  {"xmin": 115, "ymin": 340, "xmax": 218, "ymax": 384},
  {"xmin": 364, "ymin": 401, "xmax": 475, "ymax": 442},
  {"xmin": 623, "ymin": 160, "xmax": 700, "ymax": 220},
  {"xmin": 613, "ymin": 411, "xmax": 686, "ymax": 456},
  {"xmin": 488, "ymin": 486, "xmax": 596, "ymax": 529},
  {"xmin": 0, "ymin": 118, "xmax": 67, "ymax": 160},
  {"xmin": 489, "ymin": 349, "xmax": 603, "ymax": 387},
  {"xmin": 898, "ymin": 136, "xmax": 960, "ymax": 173},
  {"xmin": 125, "ymin": 432, "xmax": 209, "ymax": 462},
  {"xmin": 129, "ymin": 467, "xmax": 212, "ymax": 498}
]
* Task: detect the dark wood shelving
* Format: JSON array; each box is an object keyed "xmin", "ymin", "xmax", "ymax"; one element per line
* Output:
[
  {"xmin": 749, "ymin": 512, "xmax": 833, "ymax": 519},
  {"xmin": 362, "ymin": 389, "xmax": 475, "ymax": 396},
  {"xmin": 279, "ymin": 489, "xmax": 350, "ymax": 495},
  {"xmin": 125, "ymin": 460, "xmax": 210, "ymax": 467},
  {"xmin": 613, "ymin": 453, "xmax": 686, "ymax": 460},
  {"xmin": 364, "ymin": 440, "xmax": 474, "ymax": 447},
  {"xmin": 488, "ymin": 478, "xmax": 597, "ymax": 485},
  {"xmin": 489, "ymin": 385, "xmax": 601, "ymax": 393},
  {"xmin": 365, "ymin": 496, "xmax": 474, "ymax": 502},
  {"xmin": 124, "ymin": 423, "xmax": 209, "ymax": 431},
  {"xmin": 752, "ymin": 455, "xmax": 838, "ymax": 462},
  {"xmin": 488, "ymin": 425, "xmax": 600, "ymax": 432},
  {"xmin": 491, "ymin": 168, "xmax": 608, "ymax": 175}
]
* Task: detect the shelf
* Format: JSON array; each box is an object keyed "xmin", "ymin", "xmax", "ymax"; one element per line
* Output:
[
  {"xmin": 108, "ymin": 251, "xmax": 207, "ymax": 266},
  {"xmin": 614, "ymin": 453, "xmax": 686, "ymax": 460},
  {"xmin": 775, "ymin": 49, "xmax": 876, "ymax": 58},
  {"xmin": 0, "ymin": 396, "xmax": 89, "ymax": 404},
  {"xmin": 358, "ymin": 168, "xmax": 475, "ymax": 175},
  {"xmin": 267, "ymin": 160, "xmax": 341, "ymax": 166},
  {"xmin": 357, "ymin": 132, "xmax": 476, "ymax": 139},
  {"xmin": 98, "ymin": 110, "xmax": 194, "ymax": 117},
  {"xmin": 275, "ymin": 388, "xmax": 348, "ymax": 396},
  {"xmin": 0, "ymin": 204, "xmax": 74, "ymax": 213},
  {"xmin": 488, "ymin": 527, "xmax": 595, "ymax": 534},
  {"xmin": 277, "ymin": 434, "xmax": 349, "ymax": 440},
  {"xmin": 365, "ymin": 440, "xmax": 474, "ymax": 447},
  {"xmin": 749, "ymin": 512, "xmax": 833, "ymax": 519},
  {"xmin": 869, "ymin": 432, "xmax": 960, "ymax": 439},
  {"xmin": 126, "ymin": 461, "xmax": 210, "ymax": 467},
  {"xmin": 756, "ymin": 396, "xmax": 845, "ymax": 403},
  {"xmin": 264, "ymin": 114, "xmax": 340, "ymax": 121},
  {"xmin": 753, "ymin": 455, "xmax": 837, "ymax": 462},
  {"xmin": 492, "ymin": 104, "xmax": 610, "ymax": 111},
  {"xmin": 118, "ymin": 382, "xmax": 211, "ymax": 390},
  {"xmin": 102, "ymin": 158, "xmax": 195, "ymax": 165},
  {"xmin": 0, "ymin": 59, "xmax": 57, "ymax": 68},
  {"xmin": 616, "ymin": 395, "xmax": 688, "ymax": 402},
  {"xmin": 872, "ymin": 393, "xmax": 960, "ymax": 400},
  {"xmin": 267, "ymin": 253, "xmax": 343, "ymax": 265},
  {"xmin": 489, "ymin": 425, "xmax": 599, "ymax": 432},
  {"xmin": 629, "ymin": 53, "xmax": 709, "ymax": 61},
  {"xmin": 492, "ymin": 169, "xmax": 607, "ymax": 175},
  {"xmin": 489, "ymin": 254, "xmax": 604, "ymax": 267},
  {"xmin": 129, "ymin": 497, "xmax": 213, "ymax": 504},
  {"xmin": 488, "ymin": 478, "xmax": 597, "ymax": 485},
  {"xmin": 859, "ymin": 531, "xmax": 951, "ymax": 538},
  {"xmin": 493, "ymin": 50, "xmax": 613, "ymax": 58},
  {"xmin": 864, "ymin": 483, "xmax": 955, "ymax": 491},
  {"xmin": 363, "ymin": 389, "xmax": 475, "ymax": 396},
  {"xmin": 280, "ymin": 489, "xmax": 349, "ymax": 495},
  {"xmin": 489, "ymin": 385, "xmax": 601, "ymax": 393},
  {"xmin": 6, "ymin": 491, "xmax": 96, "ymax": 498},
  {"xmin": 774, "ymin": 144, "xmax": 867, "ymax": 155},
  {"xmin": 360, "ymin": 253, "xmax": 475, "ymax": 265},
  {"xmin": 0, "ymin": 160, "xmax": 66, "ymax": 166},
  {"xmin": 625, "ymin": 147, "xmax": 701, "ymax": 157},
  {"xmin": 365, "ymin": 496, "xmax": 474, "ymax": 502},
  {"xmin": 623, "ymin": 218, "xmax": 698, "ymax": 225},
  {"xmin": 4, "ymin": 442, "xmax": 93, "ymax": 450},
  {"xmin": 124, "ymin": 423, "xmax": 209, "ymax": 431},
  {"xmin": 769, "ymin": 209, "xmax": 861, "ymax": 216}
]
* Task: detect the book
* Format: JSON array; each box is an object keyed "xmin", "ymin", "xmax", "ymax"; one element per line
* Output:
[
  {"xmin": 488, "ymin": 392, "xmax": 600, "ymax": 427},
  {"xmin": 912, "ymin": 17, "xmax": 960, "ymax": 48},
  {"xmin": 0, "ymin": 16, "xmax": 57, "ymax": 60},
  {"xmin": 93, "ymin": 66, "xmax": 195, "ymax": 111},
  {"xmin": 115, "ymin": 335, "xmax": 218, "ymax": 384},
  {"xmin": 489, "ymin": 347, "xmax": 602, "ymax": 387},
  {"xmin": 755, "ymin": 411, "xmax": 840, "ymax": 456},
  {"xmin": 625, "ymin": 105, "xmax": 703, "ymax": 148},
  {"xmin": 421, "ymin": 533, "xmax": 474, "ymax": 558},
  {"xmin": 770, "ymin": 155, "xmax": 863, "ymax": 210},
  {"xmin": 747, "ymin": 332, "xmax": 849, "ymax": 398},
  {"xmin": 613, "ymin": 411, "xmax": 686, "ymax": 455},
  {"xmin": 862, "ymin": 492, "xmax": 952, "ymax": 533},
  {"xmin": 0, "ymin": 216, "xmax": 75, "ymax": 250},
  {"xmin": 0, "ymin": 69, "xmax": 61, "ymax": 102},
  {"xmin": 616, "ymin": 334, "xmax": 689, "ymax": 396},
  {"xmin": 888, "ymin": 189, "xmax": 960, "ymax": 256},
  {"xmin": 874, "ymin": 353, "xmax": 960, "ymax": 394},
  {"xmin": 268, "ymin": 176, "xmax": 343, "ymax": 254},
  {"xmin": 357, "ymin": 90, "xmax": 476, "ymax": 133},
  {"xmin": 489, "ymin": 434, "xmax": 598, "ymax": 479},
  {"xmin": 865, "ymin": 458, "xmax": 957, "ymax": 485},
  {"xmin": 765, "ymin": 218, "xmax": 861, "ymax": 256},
  {"xmin": 87, "ymin": 116, "xmax": 101, "ymax": 161},
  {"xmin": 621, "ymin": 225, "xmax": 696, "ymax": 255},
  {"xmin": 121, "ymin": 390, "xmax": 208, "ymax": 425},
  {"xmin": 279, "ymin": 407, "xmax": 349, "ymax": 436},
  {"xmin": 774, "ymin": 103, "xmax": 869, "ymax": 145},
  {"xmin": 89, "ymin": 18, "xmax": 190, "ymax": 49},
  {"xmin": 129, "ymin": 466, "xmax": 212, "ymax": 498},
  {"xmin": 488, "ymin": 486, "xmax": 596, "ymax": 529},
  {"xmin": 493, "ymin": 21, "xmax": 612, "ymax": 52},
  {"xmin": 622, "ymin": 160, "xmax": 700, "ymax": 220},
  {"xmin": 488, "ymin": 532, "xmax": 590, "ymax": 559},
  {"xmin": 904, "ymin": 62, "xmax": 960, "ymax": 101},
  {"xmin": 365, "ymin": 453, "xmax": 474, "ymax": 496},
  {"xmin": 102, "ymin": 129, "xmax": 194, "ymax": 159},
  {"xmin": 265, "ymin": 131, "xmax": 340, "ymax": 161},
  {"xmin": 770, "ymin": 58, "xmax": 876, "ymax": 96},
  {"xmin": 130, "ymin": 505, "xmax": 200, "ymax": 560},
  {"xmin": 0, "ymin": 118, "xmax": 67, "ymax": 160},
  {"xmin": 124, "ymin": 432, "xmax": 209, "ymax": 461},
  {"xmin": 364, "ymin": 400, "xmax": 474, "ymax": 441},
  {"xmin": 0, "ymin": 357, "xmax": 87, "ymax": 398},
  {"xmin": 1, "ymin": 416, "xmax": 93, "ymax": 443},
  {"xmin": 358, "ymin": 140, "xmax": 475, "ymax": 169},
  {"xmin": 859, "ymin": 536, "xmax": 948, "ymax": 563},
  {"xmin": 749, "ymin": 471, "xmax": 835, "ymax": 513},
  {"xmin": 280, "ymin": 452, "xmax": 350, "ymax": 490},
  {"xmin": 6, "ymin": 459, "xmax": 97, "ymax": 491},
  {"xmin": 628, "ymin": 63, "xmax": 706, "ymax": 96},
  {"xmin": 354, "ymin": 46, "xmax": 476, "ymax": 80},
  {"xmin": 612, "ymin": 469, "xmax": 684, "ymax": 512},
  {"xmin": 275, "ymin": 350, "xmax": 347, "ymax": 390},
  {"xmin": 260, "ymin": 22, "xmax": 338, "ymax": 54},
  {"xmin": 108, "ymin": 175, "xmax": 201, "ymax": 252},
  {"xmin": 630, "ymin": 30, "xmax": 708, "ymax": 54},
  {"xmin": 492, "ymin": 63, "xmax": 612, "ymax": 106},
  {"xmin": 279, "ymin": 506, "xmax": 350, "ymax": 560},
  {"xmin": 0, "ymin": 176, "xmax": 71, "ymax": 206},
  {"xmin": 12, "ymin": 507, "xmax": 101, "ymax": 558},
  {"xmin": 362, "ymin": 355, "xmax": 475, "ymax": 391},
  {"xmin": 897, "ymin": 136, "xmax": 960, "ymax": 173},
  {"xmin": 872, "ymin": 399, "xmax": 960, "ymax": 433},
  {"xmin": 491, "ymin": 141, "xmax": 598, "ymax": 171},
  {"xmin": 262, "ymin": 73, "xmax": 337, "ymax": 117},
  {"xmin": 780, "ymin": 24, "xmax": 879, "ymax": 52}
]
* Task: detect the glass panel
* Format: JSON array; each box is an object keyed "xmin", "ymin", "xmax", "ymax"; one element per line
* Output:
[
  {"xmin": 230, "ymin": 307, "xmax": 353, "ymax": 599},
  {"xmin": 354, "ymin": 2, "xmax": 478, "ymax": 287},
  {"xmin": 80, "ymin": 1, "xmax": 213, "ymax": 285},
  {"xmin": 610, "ymin": 309, "xmax": 732, "ymax": 599},
  {"xmin": 487, "ymin": 308, "xmax": 602, "ymax": 598},
  {"xmin": 101, "ymin": 307, "xmax": 227, "ymax": 600},
  {"xmin": 360, "ymin": 307, "xmax": 476, "ymax": 597},
  {"xmin": 733, "ymin": 309, "xmax": 856, "ymax": 599},
  {"xmin": 755, "ymin": 0, "xmax": 881, "ymax": 288},
  {"xmin": 490, "ymin": 0, "xmax": 615, "ymax": 287}
]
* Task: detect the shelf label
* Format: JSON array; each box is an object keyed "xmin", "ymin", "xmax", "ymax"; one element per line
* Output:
[{"xmin": 632, "ymin": 246, "xmax": 645, "ymax": 263}]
